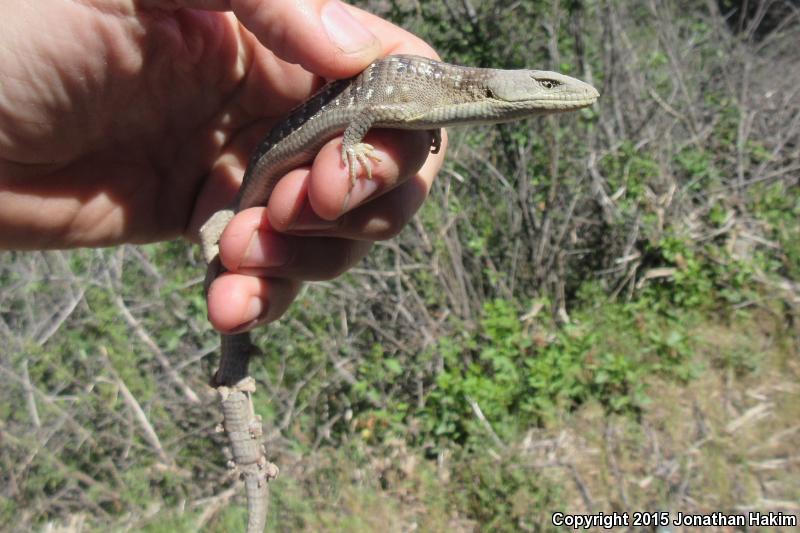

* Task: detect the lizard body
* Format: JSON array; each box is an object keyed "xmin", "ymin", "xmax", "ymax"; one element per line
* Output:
[
  {"xmin": 198, "ymin": 54, "xmax": 598, "ymax": 533},
  {"xmin": 200, "ymin": 55, "xmax": 598, "ymax": 260}
]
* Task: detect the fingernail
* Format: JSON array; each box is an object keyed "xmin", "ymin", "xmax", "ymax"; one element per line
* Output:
[
  {"xmin": 321, "ymin": 0, "xmax": 376, "ymax": 54},
  {"xmin": 246, "ymin": 297, "xmax": 264, "ymax": 322},
  {"xmin": 229, "ymin": 298, "xmax": 265, "ymax": 333},
  {"xmin": 342, "ymin": 177, "xmax": 379, "ymax": 215},
  {"xmin": 240, "ymin": 231, "xmax": 291, "ymax": 268}
]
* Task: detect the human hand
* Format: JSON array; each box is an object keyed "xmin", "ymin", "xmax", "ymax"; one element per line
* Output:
[{"xmin": 0, "ymin": 0, "xmax": 445, "ymax": 331}]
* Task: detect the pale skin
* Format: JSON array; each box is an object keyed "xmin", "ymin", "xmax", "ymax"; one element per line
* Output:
[{"xmin": 0, "ymin": 0, "xmax": 445, "ymax": 333}]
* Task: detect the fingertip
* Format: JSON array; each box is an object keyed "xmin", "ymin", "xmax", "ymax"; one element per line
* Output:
[
  {"xmin": 320, "ymin": 1, "xmax": 380, "ymax": 58},
  {"xmin": 217, "ymin": 207, "xmax": 265, "ymax": 271},
  {"xmin": 207, "ymin": 273, "xmax": 301, "ymax": 332},
  {"xmin": 207, "ymin": 272, "xmax": 265, "ymax": 331},
  {"xmin": 266, "ymin": 168, "xmax": 313, "ymax": 231},
  {"xmin": 306, "ymin": 130, "xmax": 433, "ymax": 220},
  {"xmin": 307, "ymin": 139, "xmax": 377, "ymax": 220}
]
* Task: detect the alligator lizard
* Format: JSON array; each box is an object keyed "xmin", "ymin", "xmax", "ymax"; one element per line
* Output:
[{"xmin": 198, "ymin": 54, "xmax": 598, "ymax": 533}]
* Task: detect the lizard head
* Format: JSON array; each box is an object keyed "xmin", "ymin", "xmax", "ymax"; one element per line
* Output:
[{"xmin": 484, "ymin": 69, "xmax": 599, "ymax": 114}]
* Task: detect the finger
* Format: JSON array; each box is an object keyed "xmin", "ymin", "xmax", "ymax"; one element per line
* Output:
[
  {"xmin": 348, "ymin": 8, "xmax": 439, "ymax": 58},
  {"xmin": 217, "ymin": 207, "xmax": 291, "ymax": 272},
  {"xmin": 312, "ymin": 129, "xmax": 436, "ymax": 219},
  {"xmin": 161, "ymin": 0, "xmax": 232, "ymax": 10},
  {"xmin": 246, "ymin": 234, "xmax": 373, "ymax": 280},
  {"xmin": 263, "ymin": 129, "xmax": 434, "ymax": 230},
  {"xmin": 305, "ymin": 161, "xmax": 437, "ymax": 241},
  {"xmin": 230, "ymin": 0, "xmax": 381, "ymax": 78},
  {"xmin": 217, "ymin": 207, "xmax": 373, "ymax": 279},
  {"xmin": 158, "ymin": 0, "xmax": 380, "ymax": 78},
  {"xmin": 286, "ymin": 174, "xmax": 430, "ymax": 241},
  {"xmin": 233, "ymin": 3, "xmax": 441, "ymax": 121},
  {"xmin": 206, "ymin": 272, "xmax": 301, "ymax": 332},
  {"xmin": 171, "ymin": 0, "xmax": 439, "ymax": 76}
]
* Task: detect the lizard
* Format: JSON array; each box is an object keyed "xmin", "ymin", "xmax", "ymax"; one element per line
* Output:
[{"xmin": 198, "ymin": 54, "xmax": 599, "ymax": 533}]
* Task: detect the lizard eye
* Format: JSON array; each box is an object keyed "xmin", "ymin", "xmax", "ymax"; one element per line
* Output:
[{"xmin": 539, "ymin": 79, "xmax": 560, "ymax": 89}]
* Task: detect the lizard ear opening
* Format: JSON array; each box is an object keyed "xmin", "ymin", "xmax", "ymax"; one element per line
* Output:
[{"xmin": 485, "ymin": 88, "xmax": 496, "ymax": 98}]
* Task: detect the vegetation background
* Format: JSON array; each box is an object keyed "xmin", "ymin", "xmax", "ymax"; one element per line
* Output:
[{"xmin": 2, "ymin": 0, "xmax": 798, "ymax": 531}]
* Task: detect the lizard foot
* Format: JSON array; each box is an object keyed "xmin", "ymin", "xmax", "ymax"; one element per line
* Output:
[{"xmin": 343, "ymin": 142, "xmax": 382, "ymax": 188}]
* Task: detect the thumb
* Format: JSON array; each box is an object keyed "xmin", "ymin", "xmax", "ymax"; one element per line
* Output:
[{"xmin": 172, "ymin": 0, "xmax": 382, "ymax": 78}]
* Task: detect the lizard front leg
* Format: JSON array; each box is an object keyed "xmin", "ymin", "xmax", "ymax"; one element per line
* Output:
[{"xmin": 341, "ymin": 111, "xmax": 382, "ymax": 186}]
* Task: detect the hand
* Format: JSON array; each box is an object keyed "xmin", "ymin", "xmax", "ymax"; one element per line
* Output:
[{"xmin": 0, "ymin": 0, "xmax": 446, "ymax": 332}]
